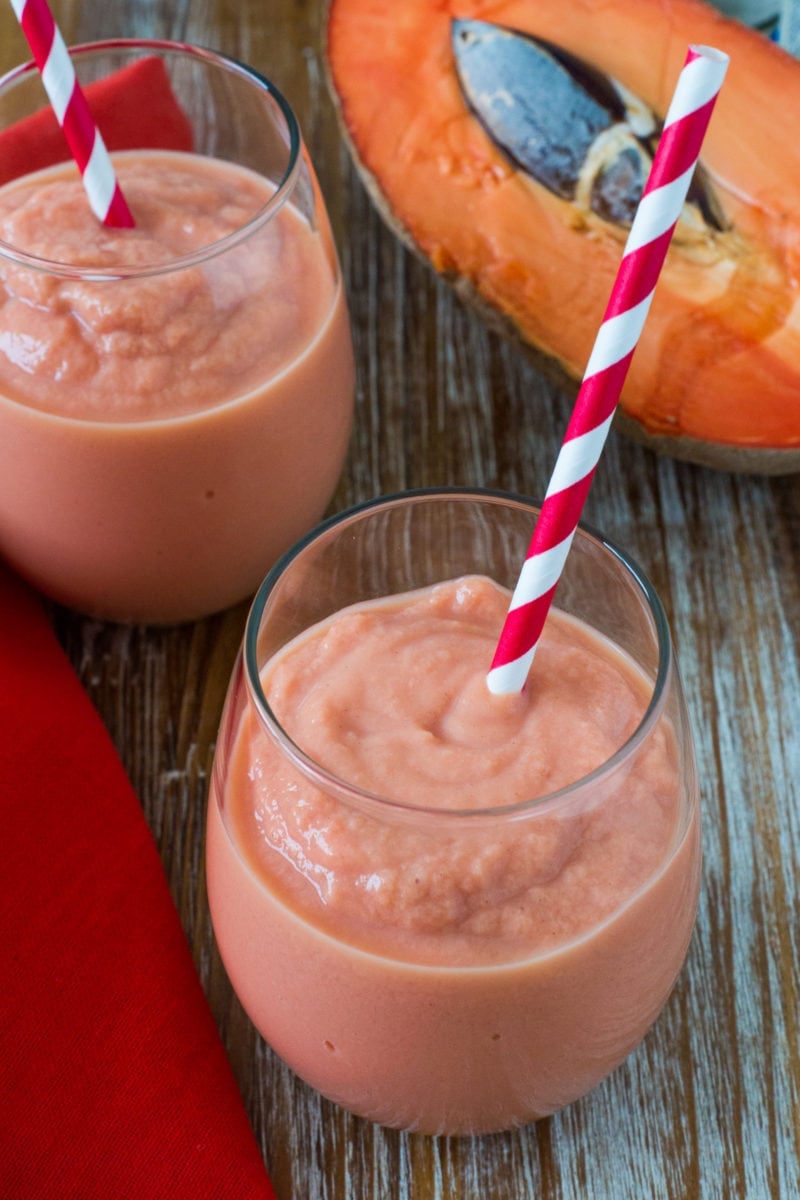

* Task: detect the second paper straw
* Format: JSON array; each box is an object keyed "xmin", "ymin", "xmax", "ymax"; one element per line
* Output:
[
  {"xmin": 487, "ymin": 44, "xmax": 729, "ymax": 696},
  {"xmin": 9, "ymin": 0, "xmax": 134, "ymax": 227}
]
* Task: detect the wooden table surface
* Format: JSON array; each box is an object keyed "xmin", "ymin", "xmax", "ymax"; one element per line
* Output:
[{"xmin": 3, "ymin": 2, "xmax": 797, "ymax": 1197}]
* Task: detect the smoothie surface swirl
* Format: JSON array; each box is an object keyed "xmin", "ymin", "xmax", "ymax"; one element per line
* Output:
[
  {"xmin": 0, "ymin": 151, "xmax": 335, "ymax": 421},
  {"xmin": 226, "ymin": 575, "xmax": 683, "ymax": 966}
]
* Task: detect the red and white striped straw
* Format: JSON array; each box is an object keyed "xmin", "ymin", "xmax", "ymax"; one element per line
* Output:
[
  {"xmin": 487, "ymin": 44, "xmax": 729, "ymax": 696},
  {"xmin": 9, "ymin": 0, "xmax": 134, "ymax": 227}
]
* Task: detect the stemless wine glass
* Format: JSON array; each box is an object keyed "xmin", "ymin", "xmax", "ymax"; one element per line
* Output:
[
  {"xmin": 206, "ymin": 488, "xmax": 701, "ymax": 1135},
  {"xmin": 0, "ymin": 41, "xmax": 354, "ymax": 622}
]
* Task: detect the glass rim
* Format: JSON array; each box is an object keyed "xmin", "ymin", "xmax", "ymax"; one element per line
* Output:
[
  {"xmin": 243, "ymin": 486, "xmax": 675, "ymax": 822},
  {"xmin": 0, "ymin": 38, "xmax": 302, "ymax": 279}
]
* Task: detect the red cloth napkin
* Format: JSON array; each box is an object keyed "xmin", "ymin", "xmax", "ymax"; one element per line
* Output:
[
  {"xmin": 0, "ymin": 565, "xmax": 276, "ymax": 1198},
  {"xmin": 0, "ymin": 60, "xmax": 276, "ymax": 1199},
  {"xmin": 0, "ymin": 55, "xmax": 194, "ymax": 186}
]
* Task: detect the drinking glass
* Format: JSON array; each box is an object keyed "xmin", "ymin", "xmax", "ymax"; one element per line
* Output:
[
  {"xmin": 206, "ymin": 488, "xmax": 701, "ymax": 1134},
  {"xmin": 0, "ymin": 40, "xmax": 354, "ymax": 622}
]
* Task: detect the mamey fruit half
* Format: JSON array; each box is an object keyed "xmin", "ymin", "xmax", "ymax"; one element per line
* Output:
[{"xmin": 326, "ymin": 0, "xmax": 800, "ymax": 473}]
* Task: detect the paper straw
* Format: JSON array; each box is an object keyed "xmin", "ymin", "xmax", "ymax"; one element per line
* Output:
[
  {"xmin": 487, "ymin": 44, "xmax": 729, "ymax": 696},
  {"xmin": 9, "ymin": 0, "xmax": 134, "ymax": 227}
]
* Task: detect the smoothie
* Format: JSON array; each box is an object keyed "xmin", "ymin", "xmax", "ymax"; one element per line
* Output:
[
  {"xmin": 0, "ymin": 150, "xmax": 354, "ymax": 621},
  {"xmin": 207, "ymin": 574, "xmax": 700, "ymax": 1134}
]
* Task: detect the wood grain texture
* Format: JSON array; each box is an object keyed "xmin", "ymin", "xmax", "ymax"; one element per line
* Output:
[{"xmin": 2, "ymin": 2, "xmax": 797, "ymax": 1196}]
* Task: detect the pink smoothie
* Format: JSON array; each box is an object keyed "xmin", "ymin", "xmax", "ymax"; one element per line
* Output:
[
  {"xmin": 0, "ymin": 152, "xmax": 353, "ymax": 621},
  {"xmin": 206, "ymin": 575, "xmax": 700, "ymax": 1134}
]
